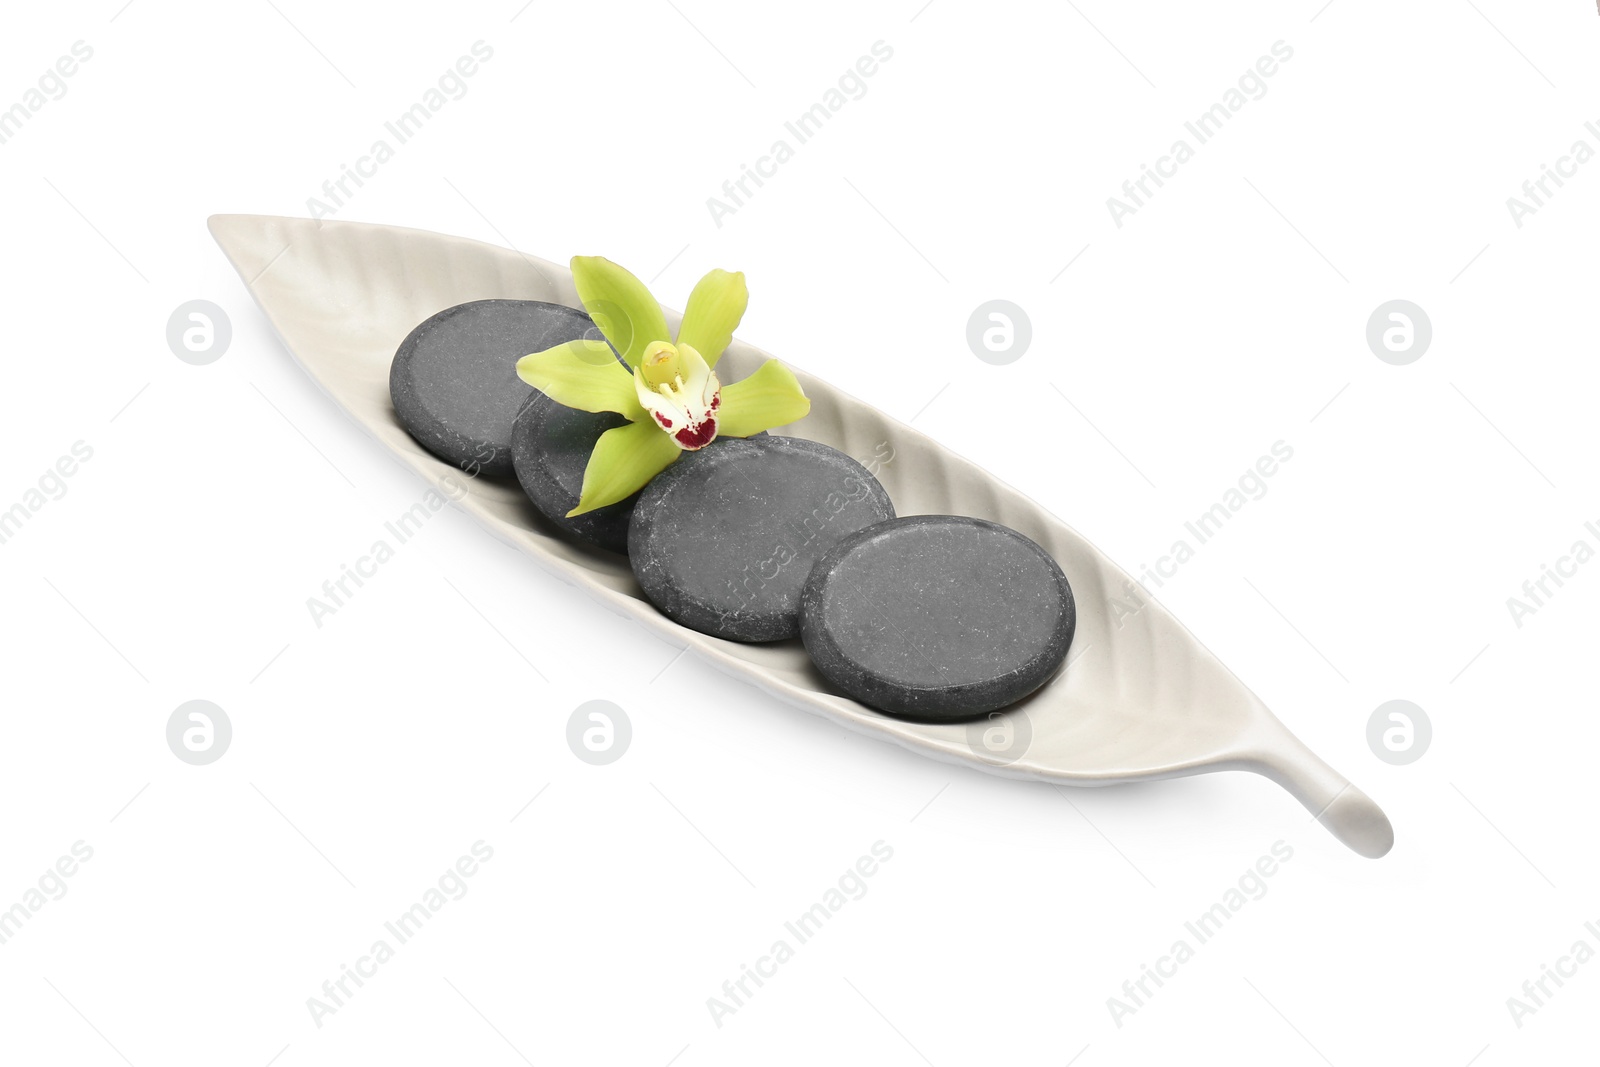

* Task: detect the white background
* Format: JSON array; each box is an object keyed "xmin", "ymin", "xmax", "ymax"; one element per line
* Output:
[{"xmin": 2, "ymin": 1, "xmax": 1597, "ymax": 1064}]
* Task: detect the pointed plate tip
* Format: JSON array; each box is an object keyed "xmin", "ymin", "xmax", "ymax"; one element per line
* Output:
[
  {"xmin": 207, "ymin": 212, "xmax": 258, "ymax": 243},
  {"xmin": 208, "ymin": 213, "xmax": 287, "ymax": 280},
  {"xmin": 1320, "ymin": 786, "xmax": 1395, "ymax": 859}
]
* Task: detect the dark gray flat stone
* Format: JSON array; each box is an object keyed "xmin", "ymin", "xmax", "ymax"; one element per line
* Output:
[
  {"xmin": 390, "ymin": 299, "xmax": 601, "ymax": 477},
  {"xmin": 629, "ymin": 436, "xmax": 895, "ymax": 642},
  {"xmin": 799, "ymin": 515, "xmax": 1074, "ymax": 721},
  {"xmin": 511, "ymin": 389, "xmax": 634, "ymax": 553}
]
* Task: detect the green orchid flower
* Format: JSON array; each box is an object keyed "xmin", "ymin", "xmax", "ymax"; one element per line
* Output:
[{"xmin": 516, "ymin": 256, "xmax": 811, "ymax": 517}]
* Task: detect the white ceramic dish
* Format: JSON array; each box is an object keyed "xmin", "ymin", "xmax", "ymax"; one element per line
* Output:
[{"xmin": 210, "ymin": 214, "xmax": 1394, "ymax": 858}]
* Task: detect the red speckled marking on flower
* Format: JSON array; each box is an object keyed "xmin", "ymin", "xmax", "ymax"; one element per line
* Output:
[
  {"xmin": 674, "ymin": 418, "xmax": 717, "ymax": 450},
  {"xmin": 654, "ymin": 412, "xmax": 674, "ymax": 429},
  {"xmin": 710, "ymin": 393, "xmax": 721, "ymax": 411}
]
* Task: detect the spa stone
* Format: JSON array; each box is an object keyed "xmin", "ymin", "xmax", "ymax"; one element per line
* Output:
[
  {"xmin": 629, "ymin": 436, "xmax": 894, "ymax": 642},
  {"xmin": 511, "ymin": 389, "xmax": 634, "ymax": 553},
  {"xmin": 390, "ymin": 299, "xmax": 601, "ymax": 477},
  {"xmin": 799, "ymin": 515, "xmax": 1074, "ymax": 721}
]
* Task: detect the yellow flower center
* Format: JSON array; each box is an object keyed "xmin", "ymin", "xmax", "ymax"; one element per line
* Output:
[{"xmin": 640, "ymin": 340, "xmax": 684, "ymax": 390}]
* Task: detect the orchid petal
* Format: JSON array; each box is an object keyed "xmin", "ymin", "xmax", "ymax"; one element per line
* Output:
[
  {"xmin": 676, "ymin": 269, "xmax": 747, "ymax": 368},
  {"xmin": 569, "ymin": 419, "xmax": 681, "ymax": 516},
  {"xmin": 516, "ymin": 342, "xmax": 644, "ymax": 420},
  {"xmin": 716, "ymin": 360, "xmax": 810, "ymax": 437},
  {"xmin": 571, "ymin": 256, "xmax": 670, "ymax": 369}
]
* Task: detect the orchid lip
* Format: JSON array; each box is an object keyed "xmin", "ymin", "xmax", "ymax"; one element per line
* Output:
[{"xmin": 674, "ymin": 418, "xmax": 718, "ymax": 450}]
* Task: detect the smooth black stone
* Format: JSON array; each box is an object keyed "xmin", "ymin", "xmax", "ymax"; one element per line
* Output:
[
  {"xmin": 799, "ymin": 515, "xmax": 1075, "ymax": 721},
  {"xmin": 390, "ymin": 299, "xmax": 601, "ymax": 477},
  {"xmin": 511, "ymin": 389, "xmax": 634, "ymax": 553},
  {"xmin": 629, "ymin": 436, "xmax": 895, "ymax": 642}
]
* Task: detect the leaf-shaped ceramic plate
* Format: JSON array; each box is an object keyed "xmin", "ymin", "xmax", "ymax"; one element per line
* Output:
[{"xmin": 210, "ymin": 214, "xmax": 1393, "ymax": 858}]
